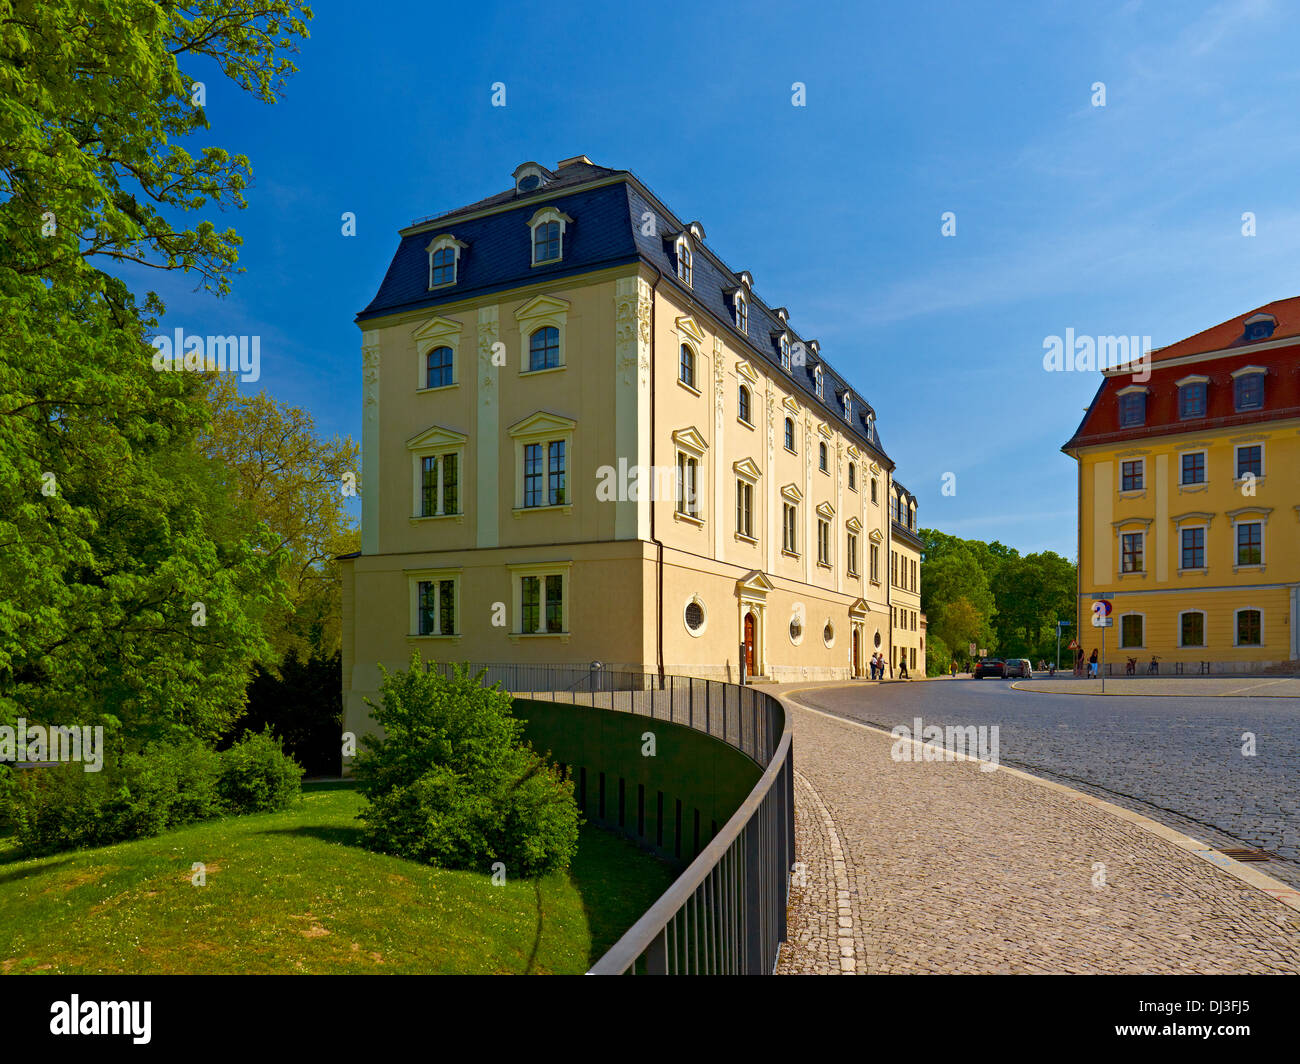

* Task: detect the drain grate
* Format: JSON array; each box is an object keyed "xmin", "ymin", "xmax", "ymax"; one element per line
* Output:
[{"xmin": 1220, "ymin": 848, "xmax": 1275, "ymax": 862}]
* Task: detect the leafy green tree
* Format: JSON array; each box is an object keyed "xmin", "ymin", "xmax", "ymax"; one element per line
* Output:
[{"xmin": 0, "ymin": 2, "xmax": 312, "ymax": 742}]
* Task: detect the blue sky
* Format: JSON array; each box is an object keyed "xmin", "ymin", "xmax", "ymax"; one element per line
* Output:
[{"xmin": 131, "ymin": 0, "xmax": 1300, "ymax": 559}]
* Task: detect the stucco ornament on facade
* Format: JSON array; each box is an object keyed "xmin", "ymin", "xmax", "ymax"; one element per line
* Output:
[
  {"xmin": 362, "ymin": 342, "xmax": 380, "ymax": 407},
  {"xmin": 615, "ymin": 276, "xmax": 652, "ymax": 388},
  {"xmin": 477, "ymin": 307, "xmax": 499, "ymax": 406}
]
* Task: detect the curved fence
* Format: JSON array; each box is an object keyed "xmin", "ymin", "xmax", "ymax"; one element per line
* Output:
[{"xmin": 432, "ymin": 663, "xmax": 795, "ymax": 974}]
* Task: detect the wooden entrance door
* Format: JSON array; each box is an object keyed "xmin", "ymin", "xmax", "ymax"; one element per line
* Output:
[
  {"xmin": 744, "ymin": 612, "xmax": 755, "ymax": 674},
  {"xmin": 852, "ymin": 629, "xmax": 860, "ymax": 677}
]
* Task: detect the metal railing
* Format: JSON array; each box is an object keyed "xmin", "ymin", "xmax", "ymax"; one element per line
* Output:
[{"xmin": 432, "ymin": 662, "xmax": 794, "ymax": 974}]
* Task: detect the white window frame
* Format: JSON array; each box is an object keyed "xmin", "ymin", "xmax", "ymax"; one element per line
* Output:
[
  {"xmin": 780, "ymin": 334, "xmax": 791, "ymax": 373},
  {"xmin": 734, "ymin": 290, "xmax": 747, "ymax": 334},
  {"xmin": 412, "ymin": 314, "xmax": 464, "ymax": 393},
  {"xmin": 675, "ymin": 234, "xmax": 694, "ymax": 287},
  {"xmin": 426, "ymin": 234, "xmax": 467, "ymax": 290},
  {"xmin": 1178, "ymin": 523, "xmax": 1208, "ymax": 573},
  {"xmin": 509, "ymin": 411, "xmax": 576, "ymax": 516},
  {"xmin": 508, "ymin": 561, "xmax": 573, "ymax": 641},
  {"xmin": 1118, "ymin": 611, "xmax": 1145, "ymax": 649},
  {"xmin": 1178, "ymin": 609, "xmax": 1207, "ymax": 648},
  {"xmin": 1118, "ymin": 527, "xmax": 1147, "ymax": 575},
  {"xmin": 407, "ymin": 568, "xmax": 462, "ymax": 639},
  {"xmin": 734, "ymin": 457, "xmax": 761, "ymax": 544},
  {"xmin": 406, "ymin": 425, "xmax": 468, "ymax": 522},
  {"xmin": 527, "ymin": 207, "xmax": 572, "ymax": 266},
  {"xmin": 1233, "ymin": 606, "xmax": 1264, "ymax": 648},
  {"xmin": 1178, "ymin": 447, "xmax": 1208, "ymax": 487},
  {"xmin": 1230, "ymin": 366, "xmax": 1266, "ymax": 412},
  {"xmin": 1229, "ymin": 509, "xmax": 1268, "ymax": 570},
  {"xmin": 814, "ymin": 365, "xmax": 823, "ymax": 399},
  {"xmin": 1233, "ymin": 441, "xmax": 1265, "ymax": 482},
  {"xmin": 1118, "ymin": 455, "xmax": 1146, "ymax": 494},
  {"xmin": 515, "ymin": 294, "xmax": 569, "ymax": 375}
]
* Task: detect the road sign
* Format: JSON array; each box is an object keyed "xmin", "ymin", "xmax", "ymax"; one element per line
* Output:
[
  {"xmin": 1094, "ymin": 617, "xmax": 1113, "ymax": 627},
  {"xmin": 1090, "ymin": 600, "xmax": 1113, "ymax": 627},
  {"xmin": 978, "ymin": 648, "xmax": 987, "ymax": 657},
  {"xmin": 968, "ymin": 643, "xmax": 977, "ymax": 656},
  {"xmin": 1067, "ymin": 639, "xmax": 1080, "ymax": 650},
  {"xmin": 1091, "ymin": 592, "xmax": 1115, "ymax": 600}
]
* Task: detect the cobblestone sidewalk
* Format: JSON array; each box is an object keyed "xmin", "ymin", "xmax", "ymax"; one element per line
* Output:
[{"xmin": 776, "ymin": 701, "xmax": 1300, "ymax": 974}]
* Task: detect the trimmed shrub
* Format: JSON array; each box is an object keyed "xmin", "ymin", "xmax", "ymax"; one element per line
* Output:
[
  {"xmin": 7, "ymin": 738, "xmax": 223, "ymax": 854},
  {"xmin": 217, "ymin": 729, "xmax": 304, "ymax": 814},
  {"xmin": 355, "ymin": 658, "xmax": 580, "ymax": 877}
]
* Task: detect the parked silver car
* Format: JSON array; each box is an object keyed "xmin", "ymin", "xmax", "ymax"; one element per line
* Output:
[{"xmin": 1003, "ymin": 658, "xmax": 1033, "ymax": 679}]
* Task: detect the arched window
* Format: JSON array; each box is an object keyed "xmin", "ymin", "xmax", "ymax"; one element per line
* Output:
[
  {"xmin": 1179, "ymin": 610, "xmax": 1206, "ymax": 648},
  {"xmin": 533, "ymin": 221, "xmax": 561, "ymax": 264},
  {"xmin": 430, "ymin": 247, "xmax": 456, "ymax": 286},
  {"xmin": 425, "ymin": 346, "xmax": 454, "ymax": 389},
  {"xmin": 738, "ymin": 384, "xmax": 751, "ymax": 424},
  {"xmin": 784, "ymin": 417, "xmax": 795, "ymax": 451},
  {"xmin": 529, "ymin": 327, "xmax": 560, "ymax": 371},
  {"xmin": 676, "ymin": 238, "xmax": 693, "ymax": 287},
  {"xmin": 814, "ymin": 365, "xmax": 823, "ymax": 399},
  {"xmin": 1235, "ymin": 608, "xmax": 1262, "ymax": 646},
  {"xmin": 734, "ymin": 292, "xmax": 747, "ymax": 333},
  {"xmin": 818, "ymin": 441, "xmax": 828, "ymax": 471},
  {"xmin": 848, "ymin": 462, "xmax": 856, "ymax": 491},
  {"xmin": 871, "ymin": 478, "xmax": 878, "ymax": 503},
  {"xmin": 679, "ymin": 344, "xmax": 696, "ymax": 389},
  {"xmin": 780, "ymin": 335, "xmax": 791, "ymax": 372}
]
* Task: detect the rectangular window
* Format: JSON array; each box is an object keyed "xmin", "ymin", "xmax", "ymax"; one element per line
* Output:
[
  {"xmin": 421, "ymin": 456, "xmax": 437, "ymax": 517},
  {"xmin": 817, "ymin": 519, "xmax": 830, "ymax": 565},
  {"xmin": 524, "ymin": 443, "xmax": 543, "ymax": 507},
  {"xmin": 1121, "ymin": 460, "xmax": 1144, "ymax": 492},
  {"xmin": 1120, "ymin": 614, "xmax": 1143, "ymax": 648},
  {"xmin": 1180, "ymin": 452, "xmax": 1205, "ymax": 485},
  {"xmin": 1119, "ymin": 392, "xmax": 1145, "ymax": 427},
  {"xmin": 417, "ymin": 581, "xmax": 436, "ymax": 636},
  {"xmin": 1237, "ymin": 610, "xmax": 1262, "ymax": 646},
  {"xmin": 548, "ymin": 440, "xmax": 566, "ymax": 506},
  {"xmin": 1236, "ymin": 445, "xmax": 1262, "ymax": 479},
  {"xmin": 1234, "ymin": 373, "xmax": 1264, "ymax": 411},
  {"xmin": 545, "ymin": 575, "xmax": 564, "ymax": 633},
  {"xmin": 870, "ymin": 543, "xmax": 879, "ymax": 582},
  {"xmin": 420, "ymin": 453, "xmax": 459, "ymax": 516},
  {"xmin": 911, "ymin": 559, "xmax": 917, "ymax": 591},
  {"xmin": 676, "ymin": 452, "xmax": 698, "ymax": 518},
  {"xmin": 1121, "ymin": 532, "xmax": 1144, "ymax": 573},
  {"xmin": 1236, "ymin": 521, "xmax": 1262, "ymax": 566},
  {"xmin": 1179, "ymin": 382, "xmax": 1206, "ymax": 419},
  {"xmin": 521, "ymin": 576, "xmax": 541, "ymax": 634},
  {"xmin": 1180, "ymin": 527, "xmax": 1205, "ymax": 569},
  {"xmin": 442, "ymin": 453, "xmax": 458, "ymax": 515},
  {"xmin": 438, "ymin": 579, "xmax": 456, "ymax": 636},
  {"xmin": 910, "ymin": 648, "xmax": 916, "ymax": 669},
  {"xmin": 1180, "ymin": 612, "xmax": 1205, "ymax": 648},
  {"xmin": 782, "ymin": 503, "xmax": 797, "ymax": 553},
  {"xmin": 425, "ymin": 346, "xmax": 454, "ymax": 388},
  {"xmin": 847, "ymin": 533, "xmax": 858, "ymax": 575},
  {"xmin": 736, "ymin": 480, "xmax": 753, "ymax": 538}
]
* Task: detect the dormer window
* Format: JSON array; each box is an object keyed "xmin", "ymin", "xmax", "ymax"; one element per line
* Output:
[
  {"xmin": 1243, "ymin": 312, "xmax": 1277, "ymax": 342},
  {"xmin": 513, "ymin": 162, "xmax": 549, "ymax": 194},
  {"xmin": 1176, "ymin": 375, "xmax": 1208, "ymax": 419},
  {"xmin": 780, "ymin": 334, "xmax": 791, "ymax": 372},
  {"xmin": 675, "ymin": 235, "xmax": 693, "ymax": 287},
  {"xmin": 528, "ymin": 207, "xmax": 572, "ymax": 266},
  {"xmin": 843, "ymin": 393, "xmax": 852, "ymax": 422},
  {"xmin": 1233, "ymin": 366, "xmax": 1266, "ymax": 411},
  {"xmin": 1118, "ymin": 386, "xmax": 1147, "ymax": 427},
  {"xmin": 734, "ymin": 291, "xmax": 747, "ymax": 334},
  {"xmin": 814, "ymin": 365, "xmax": 823, "ymax": 400},
  {"xmin": 426, "ymin": 234, "xmax": 467, "ymax": 289}
]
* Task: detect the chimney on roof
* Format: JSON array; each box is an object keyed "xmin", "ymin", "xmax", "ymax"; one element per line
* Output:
[{"xmin": 556, "ymin": 155, "xmax": 593, "ymax": 169}]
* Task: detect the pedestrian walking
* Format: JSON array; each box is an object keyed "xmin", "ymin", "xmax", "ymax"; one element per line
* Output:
[
  {"xmin": 950, "ymin": 660, "xmax": 957, "ymax": 678},
  {"xmin": 1088, "ymin": 648, "xmax": 1099, "ymax": 679}
]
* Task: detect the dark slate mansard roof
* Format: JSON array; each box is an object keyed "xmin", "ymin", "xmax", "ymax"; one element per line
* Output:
[{"xmin": 357, "ymin": 162, "xmax": 892, "ymax": 466}]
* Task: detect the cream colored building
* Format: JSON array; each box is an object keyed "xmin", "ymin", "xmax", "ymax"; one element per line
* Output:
[
  {"xmin": 341, "ymin": 158, "xmax": 923, "ymax": 744},
  {"xmin": 888, "ymin": 481, "xmax": 925, "ymax": 677}
]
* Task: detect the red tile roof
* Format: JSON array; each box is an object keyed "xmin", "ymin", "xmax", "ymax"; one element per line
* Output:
[
  {"xmin": 1063, "ymin": 297, "xmax": 1300, "ymax": 452},
  {"xmin": 1148, "ymin": 295, "xmax": 1300, "ymax": 363}
]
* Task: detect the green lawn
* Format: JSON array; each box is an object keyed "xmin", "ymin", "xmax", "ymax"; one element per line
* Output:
[{"xmin": 0, "ymin": 781, "xmax": 676, "ymax": 974}]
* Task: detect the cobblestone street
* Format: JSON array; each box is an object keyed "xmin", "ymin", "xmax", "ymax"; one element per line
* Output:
[{"xmin": 776, "ymin": 689, "xmax": 1300, "ymax": 975}]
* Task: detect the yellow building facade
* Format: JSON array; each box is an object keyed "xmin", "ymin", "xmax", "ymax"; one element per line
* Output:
[
  {"xmin": 1065, "ymin": 299, "xmax": 1300, "ymax": 673},
  {"xmin": 341, "ymin": 158, "xmax": 924, "ymax": 746}
]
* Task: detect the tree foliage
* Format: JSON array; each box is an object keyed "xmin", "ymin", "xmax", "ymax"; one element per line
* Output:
[
  {"xmin": 920, "ymin": 528, "xmax": 1076, "ymax": 664},
  {"xmin": 0, "ymin": 1, "xmax": 313, "ymax": 741}
]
